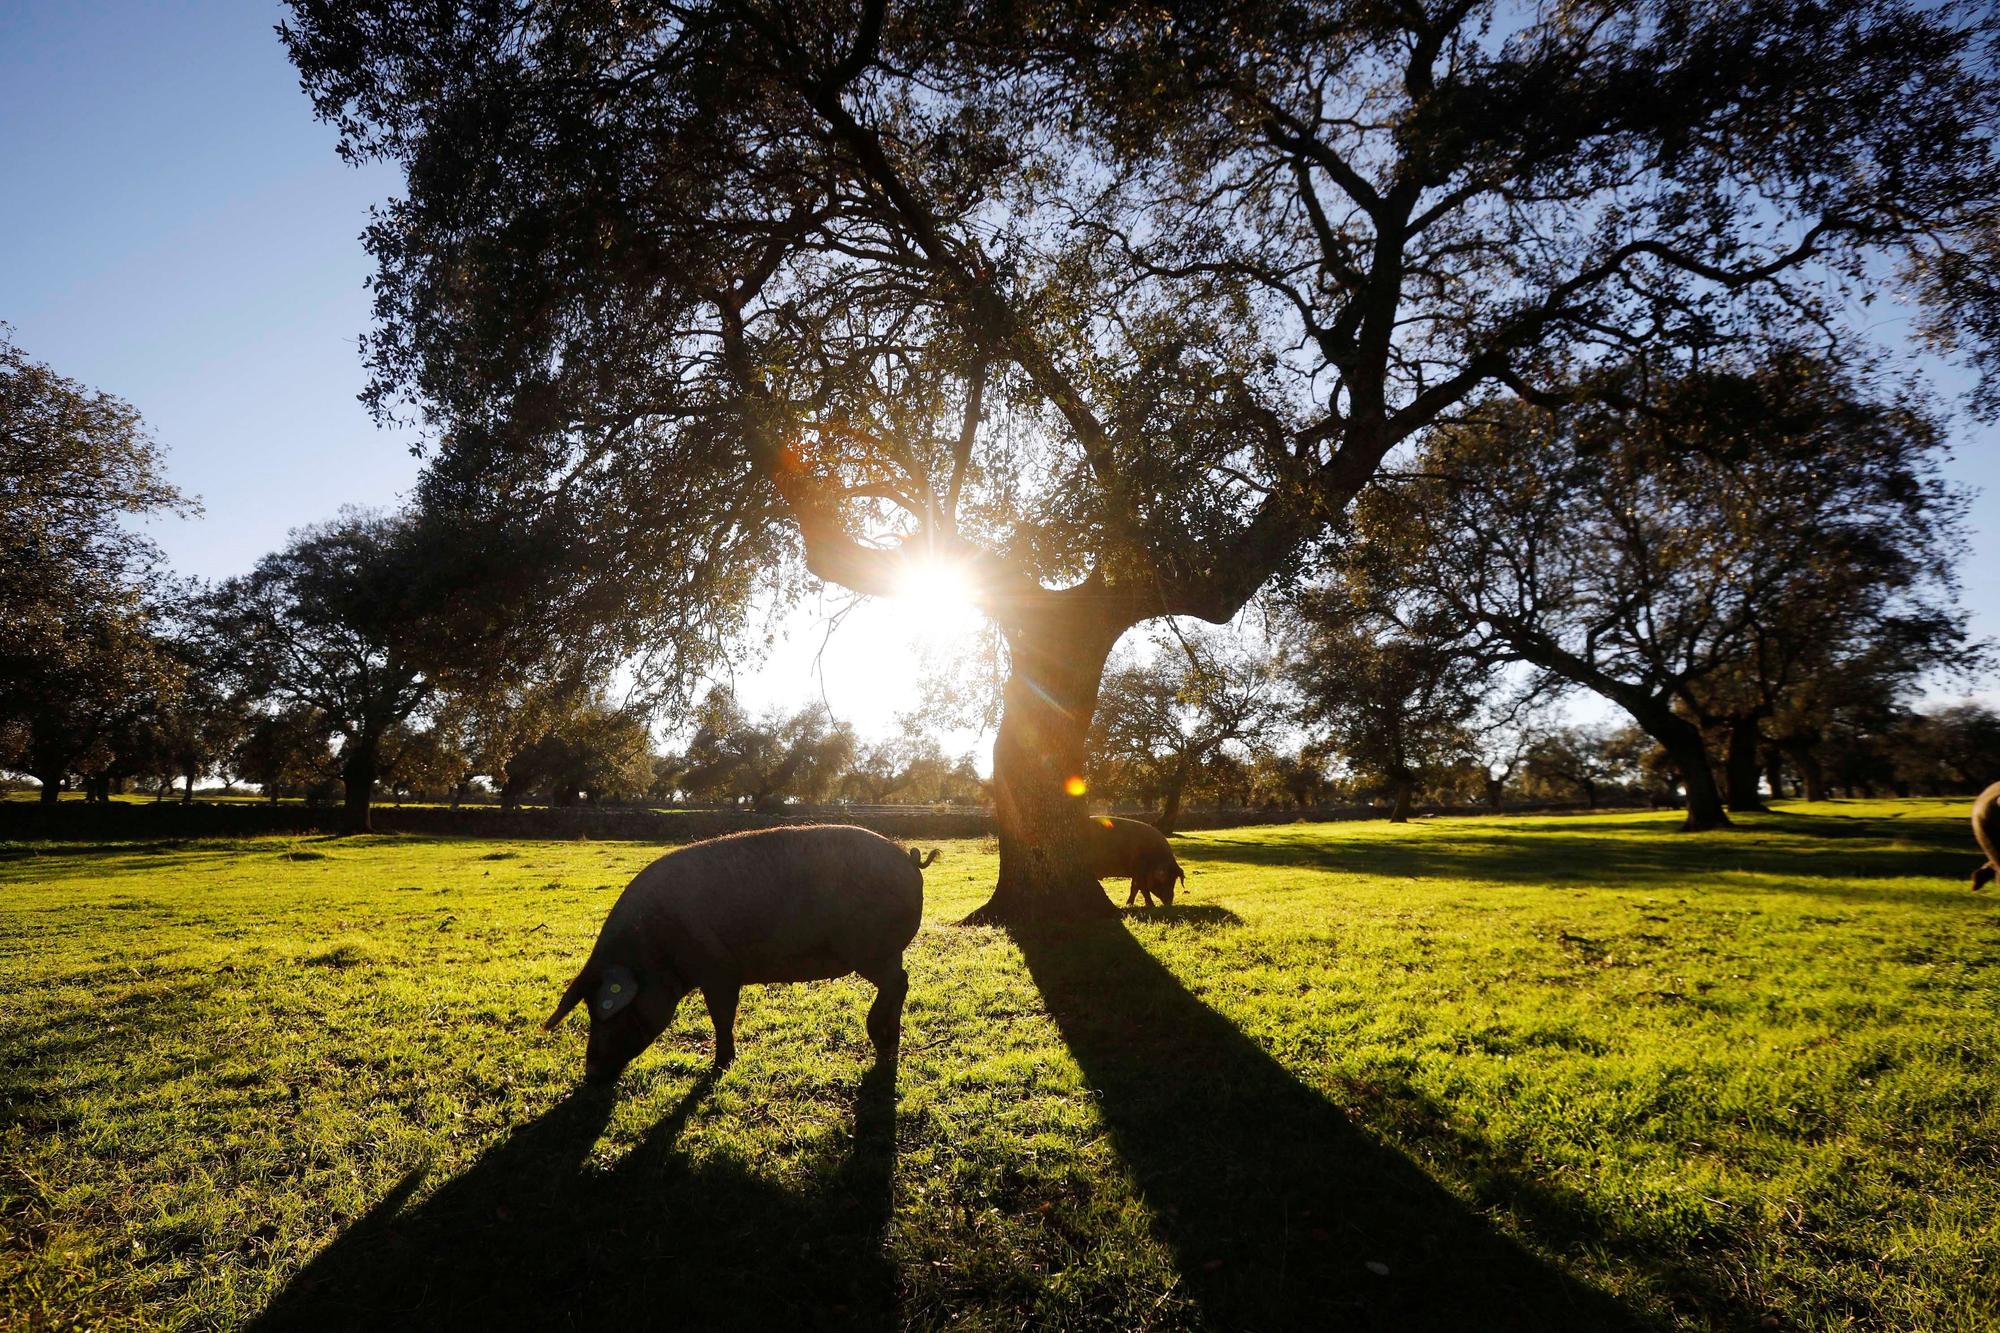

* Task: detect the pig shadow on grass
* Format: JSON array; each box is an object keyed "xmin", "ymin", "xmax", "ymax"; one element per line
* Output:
[
  {"xmin": 251, "ymin": 1064, "xmax": 899, "ymax": 1332},
  {"xmin": 1014, "ymin": 921, "xmax": 1662, "ymax": 1332}
]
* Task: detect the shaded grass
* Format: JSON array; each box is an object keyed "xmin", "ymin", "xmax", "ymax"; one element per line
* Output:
[{"xmin": 2, "ymin": 800, "xmax": 1997, "ymax": 1329}]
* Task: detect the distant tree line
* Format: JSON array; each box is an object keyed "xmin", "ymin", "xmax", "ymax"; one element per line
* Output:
[
  {"xmin": 5, "ymin": 324, "xmax": 1994, "ymax": 832},
  {"xmin": 0, "ymin": 332, "xmax": 1002, "ymax": 828}
]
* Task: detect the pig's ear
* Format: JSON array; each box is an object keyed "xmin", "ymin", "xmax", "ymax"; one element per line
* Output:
[
  {"xmin": 594, "ymin": 964, "xmax": 641, "ymax": 1018},
  {"xmin": 544, "ymin": 965, "xmax": 593, "ymax": 1030}
]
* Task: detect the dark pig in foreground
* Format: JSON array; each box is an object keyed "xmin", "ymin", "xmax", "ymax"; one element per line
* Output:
[
  {"xmin": 544, "ymin": 826, "xmax": 936, "ymax": 1080},
  {"xmin": 1973, "ymin": 781, "xmax": 2000, "ymax": 891},
  {"xmin": 1084, "ymin": 816, "xmax": 1186, "ymax": 908}
]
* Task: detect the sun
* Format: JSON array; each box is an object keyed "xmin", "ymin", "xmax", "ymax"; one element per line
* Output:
[{"xmin": 892, "ymin": 558, "xmax": 986, "ymax": 646}]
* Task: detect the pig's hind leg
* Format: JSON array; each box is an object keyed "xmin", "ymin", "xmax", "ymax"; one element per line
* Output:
[{"xmin": 855, "ymin": 958, "xmax": 910, "ymax": 1062}]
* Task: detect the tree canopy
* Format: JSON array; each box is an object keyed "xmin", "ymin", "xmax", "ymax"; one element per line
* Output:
[
  {"xmin": 206, "ymin": 510, "xmax": 439, "ymax": 830},
  {"xmin": 676, "ymin": 688, "xmax": 858, "ymax": 811},
  {"xmin": 282, "ymin": 0, "xmax": 2000, "ymax": 917},
  {"xmin": 1089, "ymin": 628, "xmax": 1284, "ymax": 831},
  {"xmin": 1353, "ymin": 353, "xmax": 1969, "ymax": 828},
  {"xmin": 1286, "ymin": 591, "xmax": 1489, "ymax": 821},
  {"xmin": 0, "ymin": 329, "xmax": 195, "ymax": 802}
]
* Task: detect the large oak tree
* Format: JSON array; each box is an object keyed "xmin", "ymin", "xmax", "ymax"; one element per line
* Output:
[
  {"xmin": 1352, "ymin": 355, "xmax": 1968, "ymax": 829},
  {"xmin": 1089, "ymin": 628, "xmax": 1283, "ymax": 831},
  {"xmin": 1286, "ymin": 593, "xmax": 1489, "ymax": 821},
  {"xmin": 0, "ymin": 330, "xmax": 193, "ymax": 802},
  {"xmin": 207, "ymin": 511, "xmax": 438, "ymax": 831},
  {"xmin": 284, "ymin": 0, "xmax": 2000, "ymax": 919}
]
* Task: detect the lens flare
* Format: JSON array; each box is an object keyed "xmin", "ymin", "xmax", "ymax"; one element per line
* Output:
[{"xmin": 1065, "ymin": 775, "xmax": 1088, "ymax": 797}]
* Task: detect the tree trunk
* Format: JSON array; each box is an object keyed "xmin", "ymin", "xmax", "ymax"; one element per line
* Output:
[
  {"xmin": 1582, "ymin": 779, "xmax": 1598, "ymax": 810},
  {"xmin": 183, "ymin": 767, "xmax": 196, "ymax": 804},
  {"xmin": 342, "ymin": 735, "xmax": 378, "ymax": 833},
  {"xmin": 966, "ymin": 607, "xmax": 1124, "ymax": 926},
  {"xmin": 1499, "ymin": 643, "xmax": 1730, "ymax": 830},
  {"xmin": 1388, "ymin": 778, "xmax": 1414, "ymax": 823},
  {"xmin": 1784, "ymin": 742, "xmax": 1828, "ymax": 802},
  {"xmin": 35, "ymin": 771, "xmax": 61, "ymax": 805},
  {"xmin": 1761, "ymin": 747, "xmax": 1785, "ymax": 803},
  {"xmin": 1484, "ymin": 775, "xmax": 1505, "ymax": 809},
  {"xmin": 1647, "ymin": 713, "xmax": 1730, "ymax": 831},
  {"xmin": 1723, "ymin": 717, "xmax": 1767, "ymax": 814},
  {"xmin": 1155, "ymin": 777, "xmax": 1186, "ymax": 834}
]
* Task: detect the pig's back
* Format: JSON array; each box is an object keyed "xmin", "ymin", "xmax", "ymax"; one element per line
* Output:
[{"xmin": 613, "ymin": 825, "xmax": 923, "ymax": 974}]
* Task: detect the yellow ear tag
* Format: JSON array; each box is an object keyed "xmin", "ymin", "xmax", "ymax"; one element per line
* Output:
[{"xmin": 596, "ymin": 965, "xmax": 639, "ymax": 1016}]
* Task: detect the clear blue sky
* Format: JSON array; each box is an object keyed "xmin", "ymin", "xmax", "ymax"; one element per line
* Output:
[
  {"xmin": 3, "ymin": 1, "xmax": 1994, "ymax": 728},
  {"xmin": 1, "ymin": 0, "xmax": 420, "ymax": 582}
]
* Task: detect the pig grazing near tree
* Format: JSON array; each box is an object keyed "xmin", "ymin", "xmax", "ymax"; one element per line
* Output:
[
  {"xmin": 544, "ymin": 826, "xmax": 936, "ymax": 1081},
  {"xmin": 1973, "ymin": 781, "xmax": 2000, "ymax": 892},
  {"xmin": 1085, "ymin": 816, "xmax": 1187, "ymax": 908}
]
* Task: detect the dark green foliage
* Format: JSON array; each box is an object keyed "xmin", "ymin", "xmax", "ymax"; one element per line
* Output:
[
  {"xmin": 676, "ymin": 688, "xmax": 856, "ymax": 812},
  {"xmin": 0, "ymin": 329, "xmax": 194, "ymax": 801},
  {"xmin": 495, "ymin": 695, "xmax": 656, "ymax": 807},
  {"xmin": 205, "ymin": 511, "xmax": 439, "ymax": 829},
  {"xmin": 1286, "ymin": 592, "xmax": 1492, "ymax": 820},
  {"xmin": 840, "ymin": 718, "xmax": 983, "ymax": 806},
  {"xmin": 1886, "ymin": 703, "xmax": 2000, "ymax": 796},
  {"xmin": 1088, "ymin": 629, "xmax": 1283, "ymax": 829},
  {"xmin": 1355, "ymin": 354, "xmax": 1971, "ymax": 830}
]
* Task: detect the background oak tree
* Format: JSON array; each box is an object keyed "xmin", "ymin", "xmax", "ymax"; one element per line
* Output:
[{"xmin": 1353, "ymin": 355, "xmax": 1968, "ymax": 829}]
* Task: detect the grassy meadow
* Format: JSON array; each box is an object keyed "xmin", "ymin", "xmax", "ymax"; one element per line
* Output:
[{"xmin": 2, "ymin": 802, "xmax": 1996, "ymax": 1331}]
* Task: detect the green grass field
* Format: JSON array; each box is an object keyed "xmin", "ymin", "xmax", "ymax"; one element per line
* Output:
[{"xmin": 3, "ymin": 802, "xmax": 1996, "ymax": 1331}]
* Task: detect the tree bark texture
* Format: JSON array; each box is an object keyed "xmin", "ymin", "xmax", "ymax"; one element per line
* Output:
[
  {"xmin": 966, "ymin": 605, "xmax": 1125, "ymax": 926},
  {"xmin": 342, "ymin": 734, "xmax": 378, "ymax": 834},
  {"xmin": 1761, "ymin": 747, "xmax": 1785, "ymax": 803},
  {"xmin": 1783, "ymin": 742, "xmax": 1828, "ymax": 802},
  {"xmin": 1723, "ymin": 717, "xmax": 1768, "ymax": 814},
  {"xmin": 1645, "ymin": 711, "xmax": 1731, "ymax": 832}
]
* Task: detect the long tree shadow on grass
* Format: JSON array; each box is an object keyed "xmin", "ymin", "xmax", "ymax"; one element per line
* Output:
[
  {"xmin": 1187, "ymin": 811, "xmax": 1983, "ymax": 900},
  {"xmin": 1015, "ymin": 920, "xmax": 1657, "ymax": 1332},
  {"xmin": 250, "ymin": 1063, "xmax": 899, "ymax": 1331}
]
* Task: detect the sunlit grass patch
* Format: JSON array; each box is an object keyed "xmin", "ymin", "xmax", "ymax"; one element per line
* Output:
[{"xmin": 1, "ymin": 800, "xmax": 1995, "ymax": 1329}]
